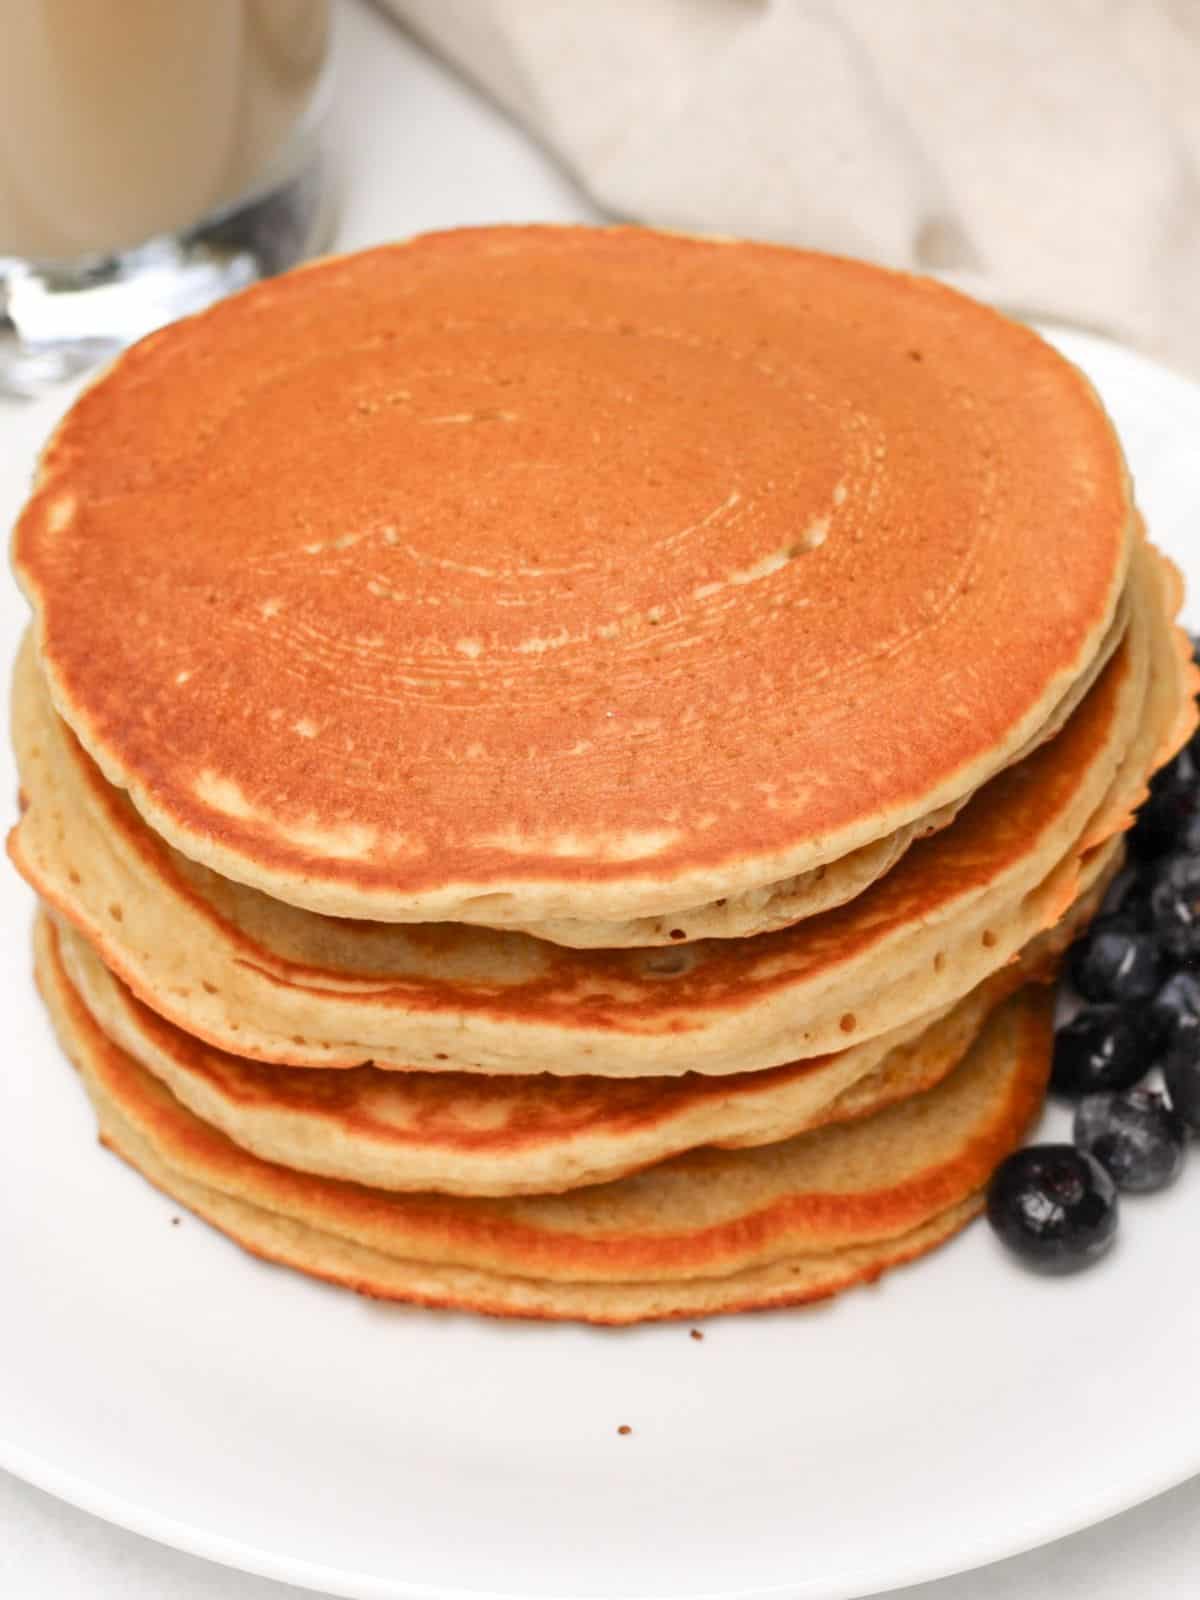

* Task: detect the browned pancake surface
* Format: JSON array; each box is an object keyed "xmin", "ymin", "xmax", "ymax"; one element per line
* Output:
[
  {"xmin": 14, "ymin": 227, "xmax": 1130, "ymax": 920},
  {"xmin": 9, "ymin": 599, "xmax": 1136, "ymax": 1079},
  {"xmin": 56, "ymin": 904, "xmax": 1076, "ymax": 1195},
  {"xmin": 38, "ymin": 917, "xmax": 1053, "ymax": 1292}
]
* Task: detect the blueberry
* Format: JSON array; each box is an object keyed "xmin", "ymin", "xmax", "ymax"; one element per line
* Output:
[
  {"xmin": 1067, "ymin": 917, "xmax": 1161, "ymax": 1004},
  {"xmin": 1132, "ymin": 794, "xmax": 1196, "ymax": 861},
  {"xmin": 1129, "ymin": 795, "xmax": 1193, "ymax": 861},
  {"xmin": 1156, "ymin": 744, "xmax": 1198, "ymax": 794},
  {"xmin": 1163, "ymin": 1015, "xmax": 1200, "ymax": 1133},
  {"xmin": 1051, "ymin": 1007, "xmax": 1151, "ymax": 1096},
  {"xmin": 1149, "ymin": 856, "xmax": 1200, "ymax": 962},
  {"xmin": 1074, "ymin": 1090, "xmax": 1186, "ymax": 1193},
  {"xmin": 1099, "ymin": 872, "xmax": 1135, "ymax": 917},
  {"xmin": 1099, "ymin": 872, "xmax": 1155, "ymax": 931},
  {"xmin": 1128, "ymin": 755, "xmax": 1198, "ymax": 860},
  {"xmin": 1174, "ymin": 806, "xmax": 1200, "ymax": 858},
  {"xmin": 1147, "ymin": 971, "xmax": 1200, "ymax": 1049},
  {"xmin": 987, "ymin": 1145, "xmax": 1118, "ymax": 1272}
]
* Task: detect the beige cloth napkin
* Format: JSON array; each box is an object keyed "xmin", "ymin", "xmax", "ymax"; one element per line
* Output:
[{"xmin": 379, "ymin": 0, "xmax": 1200, "ymax": 374}]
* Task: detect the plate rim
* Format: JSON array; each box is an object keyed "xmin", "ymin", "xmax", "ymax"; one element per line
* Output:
[{"xmin": 3, "ymin": 1426, "xmax": 1197, "ymax": 1600}]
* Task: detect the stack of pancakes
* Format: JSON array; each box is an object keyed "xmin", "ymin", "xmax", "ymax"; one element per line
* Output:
[{"xmin": 8, "ymin": 227, "xmax": 1195, "ymax": 1323}]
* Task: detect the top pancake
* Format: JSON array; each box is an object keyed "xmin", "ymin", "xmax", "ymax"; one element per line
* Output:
[{"xmin": 12, "ymin": 226, "xmax": 1132, "ymax": 926}]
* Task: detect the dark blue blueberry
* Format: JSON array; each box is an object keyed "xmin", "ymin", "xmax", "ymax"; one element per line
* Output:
[
  {"xmin": 1156, "ymin": 744, "xmax": 1198, "ymax": 794},
  {"xmin": 1132, "ymin": 796, "xmax": 1195, "ymax": 861},
  {"xmin": 1099, "ymin": 872, "xmax": 1155, "ymax": 931},
  {"xmin": 1174, "ymin": 806, "xmax": 1200, "ymax": 858},
  {"xmin": 1128, "ymin": 752, "xmax": 1198, "ymax": 860},
  {"xmin": 1163, "ymin": 1014, "xmax": 1200, "ymax": 1133},
  {"xmin": 987, "ymin": 1145, "xmax": 1118, "ymax": 1273},
  {"xmin": 1129, "ymin": 794, "xmax": 1194, "ymax": 861},
  {"xmin": 1099, "ymin": 872, "xmax": 1133, "ymax": 917},
  {"xmin": 1149, "ymin": 856, "xmax": 1200, "ymax": 962},
  {"xmin": 1066, "ymin": 917, "xmax": 1161, "ymax": 1004},
  {"xmin": 1073, "ymin": 1090, "xmax": 1186, "ymax": 1193},
  {"xmin": 1146, "ymin": 971, "xmax": 1200, "ymax": 1050},
  {"xmin": 1051, "ymin": 1007, "xmax": 1150, "ymax": 1096}
]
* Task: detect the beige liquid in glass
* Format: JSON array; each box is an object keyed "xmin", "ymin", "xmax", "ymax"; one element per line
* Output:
[{"xmin": 0, "ymin": 0, "xmax": 330, "ymax": 261}]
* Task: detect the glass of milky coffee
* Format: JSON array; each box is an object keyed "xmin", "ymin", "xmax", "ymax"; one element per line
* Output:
[{"xmin": 0, "ymin": 0, "xmax": 333, "ymax": 395}]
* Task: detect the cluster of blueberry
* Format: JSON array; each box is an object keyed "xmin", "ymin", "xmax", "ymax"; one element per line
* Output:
[{"xmin": 988, "ymin": 643, "xmax": 1200, "ymax": 1273}]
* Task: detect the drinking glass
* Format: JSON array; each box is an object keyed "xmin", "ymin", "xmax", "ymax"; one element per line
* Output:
[{"xmin": 0, "ymin": 0, "xmax": 333, "ymax": 396}]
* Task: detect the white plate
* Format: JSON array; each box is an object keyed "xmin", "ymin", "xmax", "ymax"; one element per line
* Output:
[{"xmin": 1, "ymin": 329, "xmax": 1198, "ymax": 1600}]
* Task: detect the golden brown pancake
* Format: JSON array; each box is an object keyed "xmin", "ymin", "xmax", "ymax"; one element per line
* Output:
[
  {"xmin": 37, "ymin": 917, "xmax": 1053, "ymax": 1321},
  {"xmin": 10, "ymin": 537, "xmax": 1166, "ymax": 1076},
  {"xmin": 13, "ymin": 226, "xmax": 1133, "ymax": 929},
  {"xmin": 103, "ymin": 1160, "xmax": 984, "ymax": 1323},
  {"xmin": 51, "ymin": 886, "xmax": 1091, "ymax": 1196},
  {"xmin": 524, "ymin": 581, "xmax": 1132, "ymax": 948}
]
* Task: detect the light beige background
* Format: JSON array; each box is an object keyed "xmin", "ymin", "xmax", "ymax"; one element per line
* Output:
[{"xmin": 384, "ymin": 0, "xmax": 1200, "ymax": 375}]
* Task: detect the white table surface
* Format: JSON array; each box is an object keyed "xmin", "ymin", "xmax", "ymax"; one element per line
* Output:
[{"xmin": 2, "ymin": 2, "xmax": 1198, "ymax": 1595}]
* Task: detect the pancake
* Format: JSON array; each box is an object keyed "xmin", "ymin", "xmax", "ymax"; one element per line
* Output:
[
  {"xmin": 51, "ymin": 877, "xmax": 1094, "ymax": 1195},
  {"xmin": 523, "ymin": 580, "xmax": 1132, "ymax": 947},
  {"xmin": 10, "ymin": 542, "xmax": 1168, "ymax": 1076},
  {"xmin": 92, "ymin": 1127, "xmax": 983, "ymax": 1324},
  {"xmin": 533, "ymin": 803, "xmax": 940, "ymax": 948},
  {"xmin": 37, "ymin": 919, "xmax": 1053, "ymax": 1320},
  {"xmin": 1080, "ymin": 540, "xmax": 1198, "ymax": 845},
  {"xmin": 13, "ymin": 226, "xmax": 1133, "ymax": 932},
  {"xmin": 8, "ymin": 587, "xmax": 1151, "ymax": 1080}
]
